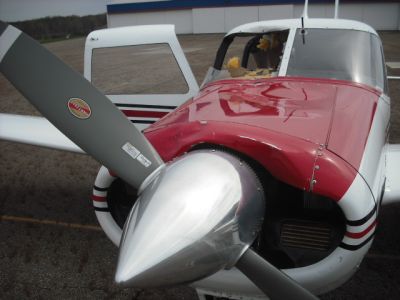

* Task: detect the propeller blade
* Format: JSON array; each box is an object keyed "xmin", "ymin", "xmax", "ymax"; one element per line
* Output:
[
  {"xmin": 0, "ymin": 22, "xmax": 163, "ymax": 189},
  {"xmin": 236, "ymin": 248, "xmax": 318, "ymax": 300}
]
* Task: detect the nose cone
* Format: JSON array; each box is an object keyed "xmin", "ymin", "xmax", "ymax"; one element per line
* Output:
[{"xmin": 115, "ymin": 150, "xmax": 264, "ymax": 288}]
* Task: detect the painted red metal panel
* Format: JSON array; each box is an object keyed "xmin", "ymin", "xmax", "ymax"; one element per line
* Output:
[
  {"xmin": 181, "ymin": 78, "xmax": 336, "ymax": 145},
  {"xmin": 146, "ymin": 120, "xmax": 317, "ymax": 193},
  {"xmin": 145, "ymin": 77, "xmax": 378, "ymax": 200},
  {"xmin": 327, "ymin": 85, "xmax": 380, "ymax": 170}
]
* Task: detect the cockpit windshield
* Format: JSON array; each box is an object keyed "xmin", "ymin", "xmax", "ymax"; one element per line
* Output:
[
  {"xmin": 286, "ymin": 29, "xmax": 386, "ymax": 91},
  {"xmin": 205, "ymin": 27, "xmax": 387, "ymax": 93}
]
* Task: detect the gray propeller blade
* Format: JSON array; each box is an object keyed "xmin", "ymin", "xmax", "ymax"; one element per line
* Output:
[
  {"xmin": 236, "ymin": 248, "xmax": 318, "ymax": 300},
  {"xmin": 0, "ymin": 22, "xmax": 163, "ymax": 189}
]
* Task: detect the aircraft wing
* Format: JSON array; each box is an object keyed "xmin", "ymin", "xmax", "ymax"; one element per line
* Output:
[
  {"xmin": 0, "ymin": 113, "xmax": 84, "ymax": 153},
  {"xmin": 383, "ymin": 144, "xmax": 400, "ymax": 205}
]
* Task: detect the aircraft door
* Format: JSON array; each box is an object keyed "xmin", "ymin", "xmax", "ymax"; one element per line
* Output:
[{"xmin": 84, "ymin": 25, "xmax": 199, "ymax": 130}]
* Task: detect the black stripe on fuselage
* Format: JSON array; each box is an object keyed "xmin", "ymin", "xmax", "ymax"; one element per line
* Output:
[
  {"xmin": 339, "ymin": 232, "xmax": 376, "ymax": 251},
  {"xmin": 93, "ymin": 185, "xmax": 108, "ymax": 192},
  {"xmin": 94, "ymin": 206, "xmax": 110, "ymax": 212},
  {"xmin": 346, "ymin": 204, "xmax": 377, "ymax": 226},
  {"xmin": 130, "ymin": 120, "xmax": 156, "ymax": 124}
]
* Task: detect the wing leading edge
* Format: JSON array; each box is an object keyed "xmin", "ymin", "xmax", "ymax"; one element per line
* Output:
[
  {"xmin": 0, "ymin": 113, "xmax": 83, "ymax": 153},
  {"xmin": 383, "ymin": 144, "xmax": 400, "ymax": 205}
]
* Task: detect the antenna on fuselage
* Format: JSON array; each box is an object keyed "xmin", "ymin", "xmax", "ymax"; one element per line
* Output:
[
  {"xmin": 302, "ymin": 0, "xmax": 309, "ymax": 18},
  {"xmin": 303, "ymin": 0, "xmax": 340, "ymax": 19},
  {"xmin": 334, "ymin": 0, "xmax": 340, "ymax": 19},
  {"xmin": 301, "ymin": 0, "xmax": 308, "ymax": 44}
]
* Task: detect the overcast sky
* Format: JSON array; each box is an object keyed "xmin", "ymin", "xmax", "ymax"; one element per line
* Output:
[{"xmin": 0, "ymin": 0, "xmax": 108, "ymax": 22}]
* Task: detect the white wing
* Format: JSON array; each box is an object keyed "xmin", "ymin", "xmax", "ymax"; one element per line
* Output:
[
  {"xmin": 0, "ymin": 113, "xmax": 83, "ymax": 153},
  {"xmin": 383, "ymin": 144, "xmax": 400, "ymax": 205}
]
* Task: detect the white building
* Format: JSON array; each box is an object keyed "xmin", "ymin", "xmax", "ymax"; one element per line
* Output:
[{"xmin": 106, "ymin": 1, "xmax": 400, "ymax": 33}]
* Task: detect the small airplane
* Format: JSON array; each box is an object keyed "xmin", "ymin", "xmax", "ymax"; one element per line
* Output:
[{"xmin": 1, "ymin": 0, "xmax": 400, "ymax": 299}]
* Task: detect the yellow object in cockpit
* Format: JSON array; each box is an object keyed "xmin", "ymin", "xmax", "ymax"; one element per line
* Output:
[
  {"xmin": 257, "ymin": 35, "xmax": 270, "ymax": 51},
  {"xmin": 227, "ymin": 56, "xmax": 241, "ymax": 69}
]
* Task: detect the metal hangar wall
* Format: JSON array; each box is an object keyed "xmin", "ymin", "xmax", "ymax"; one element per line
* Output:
[{"xmin": 106, "ymin": 0, "xmax": 400, "ymax": 33}]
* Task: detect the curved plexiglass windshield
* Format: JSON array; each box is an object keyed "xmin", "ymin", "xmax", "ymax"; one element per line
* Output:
[{"xmin": 286, "ymin": 29, "xmax": 386, "ymax": 91}]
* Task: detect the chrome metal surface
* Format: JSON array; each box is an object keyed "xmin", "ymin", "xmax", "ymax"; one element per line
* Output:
[{"xmin": 115, "ymin": 150, "xmax": 265, "ymax": 287}]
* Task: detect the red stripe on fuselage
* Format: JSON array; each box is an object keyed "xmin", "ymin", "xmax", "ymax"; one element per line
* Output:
[
  {"xmin": 91, "ymin": 195, "xmax": 107, "ymax": 202},
  {"xmin": 121, "ymin": 109, "xmax": 168, "ymax": 118},
  {"xmin": 345, "ymin": 220, "xmax": 377, "ymax": 239}
]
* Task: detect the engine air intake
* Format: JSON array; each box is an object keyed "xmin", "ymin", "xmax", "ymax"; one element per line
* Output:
[{"xmin": 280, "ymin": 220, "xmax": 332, "ymax": 251}]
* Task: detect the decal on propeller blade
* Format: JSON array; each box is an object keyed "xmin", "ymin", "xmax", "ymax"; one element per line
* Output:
[
  {"xmin": 67, "ymin": 98, "xmax": 92, "ymax": 119},
  {"xmin": 122, "ymin": 142, "xmax": 152, "ymax": 167}
]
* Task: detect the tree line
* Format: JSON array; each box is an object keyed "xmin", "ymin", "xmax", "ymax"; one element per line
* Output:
[{"xmin": 10, "ymin": 14, "xmax": 107, "ymax": 41}]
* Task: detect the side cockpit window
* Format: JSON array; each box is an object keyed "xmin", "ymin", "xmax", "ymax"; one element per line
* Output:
[{"xmin": 91, "ymin": 44, "xmax": 189, "ymax": 95}]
